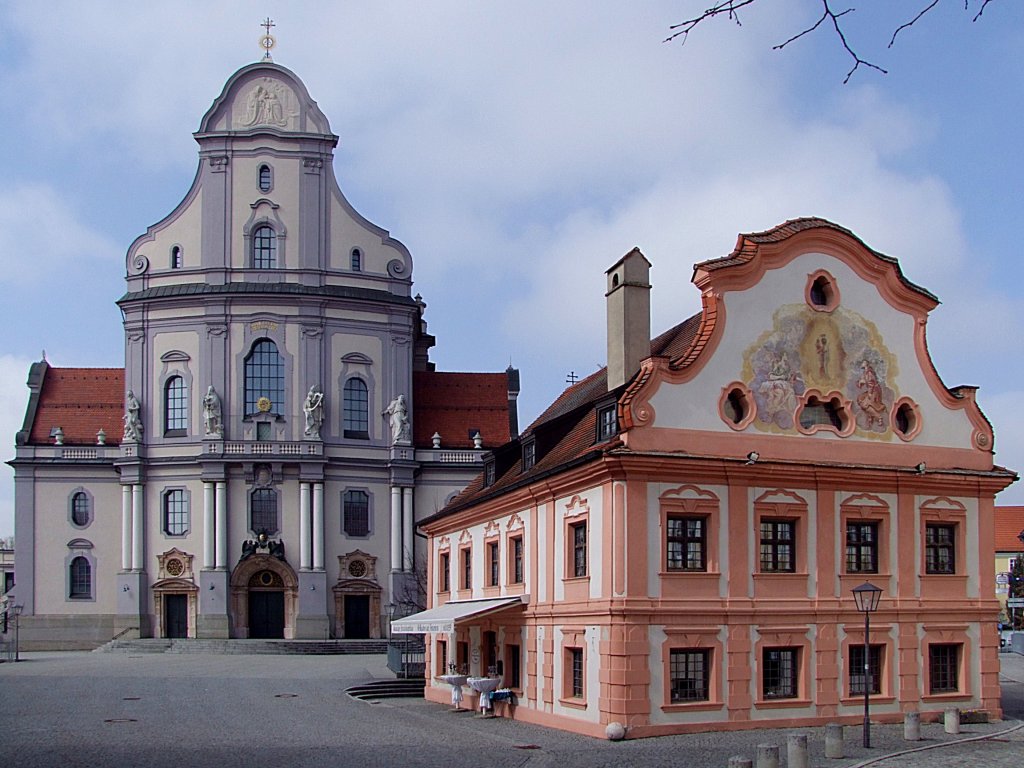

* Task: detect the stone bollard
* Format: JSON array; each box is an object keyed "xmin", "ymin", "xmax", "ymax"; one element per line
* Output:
[
  {"xmin": 944, "ymin": 707, "xmax": 961, "ymax": 735},
  {"xmin": 825, "ymin": 723, "xmax": 844, "ymax": 759},
  {"xmin": 787, "ymin": 734, "xmax": 809, "ymax": 768},
  {"xmin": 756, "ymin": 744, "xmax": 780, "ymax": 768},
  {"xmin": 904, "ymin": 711, "xmax": 921, "ymax": 741},
  {"xmin": 728, "ymin": 758, "xmax": 753, "ymax": 768}
]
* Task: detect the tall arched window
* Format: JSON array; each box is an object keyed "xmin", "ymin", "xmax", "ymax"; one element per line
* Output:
[
  {"xmin": 69, "ymin": 556, "xmax": 91, "ymax": 599},
  {"xmin": 244, "ymin": 339, "xmax": 284, "ymax": 415},
  {"xmin": 170, "ymin": 245, "xmax": 183, "ymax": 269},
  {"xmin": 258, "ymin": 164, "xmax": 272, "ymax": 193},
  {"xmin": 71, "ymin": 492, "xmax": 91, "ymax": 527},
  {"xmin": 250, "ymin": 488, "xmax": 278, "ymax": 534},
  {"xmin": 163, "ymin": 489, "xmax": 188, "ymax": 536},
  {"xmin": 252, "ymin": 225, "xmax": 277, "ymax": 269},
  {"xmin": 164, "ymin": 375, "xmax": 188, "ymax": 435},
  {"xmin": 343, "ymin": 378, "xmax": 369, "ymax": 438},
  {"xmin": 351, "ymin": 248, "xmax": 362, "ymax": 272}
]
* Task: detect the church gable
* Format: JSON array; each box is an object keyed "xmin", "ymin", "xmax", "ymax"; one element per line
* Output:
[{"xmin": 622, "ymin": 219, "xmax": 993, "ymax": 469}]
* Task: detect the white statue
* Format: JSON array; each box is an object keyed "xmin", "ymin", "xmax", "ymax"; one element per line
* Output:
[
  {"xmin": 303, "ymin": 385, "xmax": 324, "ymax": 439},
  {"xmin": 123, "ymin": 389, "xmax": 143, "ymax": 442},
  {"xmin": 202, "ymin": 386, "xmax": 223, "ymax": 437},
  {"xmin": 384, "ymin": 394, "xmax": 411, "ymax": 444}
]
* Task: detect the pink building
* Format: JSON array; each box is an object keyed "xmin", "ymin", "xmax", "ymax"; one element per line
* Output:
[{"xmin": 397, "ymin": 218, "xmax": 1015, "ymax": 738}]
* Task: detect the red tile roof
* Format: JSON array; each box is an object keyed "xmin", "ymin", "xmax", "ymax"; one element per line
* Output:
[
  {"xmin": 995, "ymin": 506, "xmax": 1024, "ymax": 552},
  {"xmin": 413, "ymin": 371, "xmax": 511, "ymax": 449},
  {"xmin": 28, "ymin": 367, "xmax": 124, "ymax": 446}
]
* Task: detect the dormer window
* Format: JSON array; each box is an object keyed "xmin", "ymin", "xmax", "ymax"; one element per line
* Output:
[
  {"xmin": 484, "ymin": 459, "xmax": 496, "ymax": 487},
  {"xmin": 597, "ymin": 403, "xmax": 618, "ymax": 441},
  {"xmin": 258, "ymin": 164, "xmax": 272, "ymax": 193},
  {"xmin": 522, "ymin": 440, "xmax": 536, "ymax": 471}
]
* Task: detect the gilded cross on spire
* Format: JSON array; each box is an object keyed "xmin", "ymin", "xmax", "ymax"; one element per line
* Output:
[{"xmin": 259, "ymin": 17, "xmax": 276, "ymax": 61}]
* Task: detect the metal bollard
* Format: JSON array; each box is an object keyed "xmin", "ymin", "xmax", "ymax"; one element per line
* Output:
[
  {"xmin": 728, "ymin": 758, "xmax": 753, "ymax": 768},
  {"xmin": 787, "ymin": 733, "xmax": 809, "ymax": 768},
  {"xmin": 825, "ymin": 723, "xmax": 844, "ymax": 759},
  {"xmin": 904, "ymin": 711, "xmax": 921, "ymax": 741},
  {"xmin": 944, "ymin": 707, "xmax": 961, "ymax": 735},
  {"xmin": 756, "ymin": 744, "xmax": 780, "ymax": 768}
]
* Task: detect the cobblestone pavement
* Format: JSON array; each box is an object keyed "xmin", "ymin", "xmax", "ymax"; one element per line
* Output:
[{"xmin": 1, "ymin": 651, "xmax": 1022, "ymax": 768}]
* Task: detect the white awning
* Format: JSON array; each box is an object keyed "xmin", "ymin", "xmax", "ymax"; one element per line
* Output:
[{"xmin": 391, "ymin": 596, "xmax": 526, "ymax": 634}]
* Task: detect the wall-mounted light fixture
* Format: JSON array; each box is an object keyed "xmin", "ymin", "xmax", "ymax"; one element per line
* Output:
[
  {"xmin": 915, "ymin": 462, "xmax": 926, "ymax": 475},
  {"xmin": 745, "ymin": 451, "xmax": 759, "ymax": 465}
]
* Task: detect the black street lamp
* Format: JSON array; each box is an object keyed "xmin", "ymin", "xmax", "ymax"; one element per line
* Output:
[
  {"xmin": 11, "ymin": 603, "xmax": 23, "ymax": 662},
  {"xmin": 853, "ymin": 582, "xmax": 883, "ymax": 748}
]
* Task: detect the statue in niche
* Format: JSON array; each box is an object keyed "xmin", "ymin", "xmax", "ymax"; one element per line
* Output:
[
  {"xmin": 123, "ymin": 389, "xmax": 143, "ymax": 442},
  {"xmin": 384, "ymin": 394, "xmax": 411, "ymax": 444},
  {"xmin": 303, "ymin": 385, "xmax": 324, "ymax": 439},
  {"xmin": 202, "ymin": 385, "xmax": 223, "ymax": 437}
]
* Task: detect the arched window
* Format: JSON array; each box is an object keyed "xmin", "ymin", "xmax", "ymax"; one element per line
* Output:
[
  {"xmin": 69, "ymin": 556, "xmax": 91, "ymax": 599},
  {"xmin": 163, "ymin": 489, "xmax": 188, "ymax": 536},
  {"xmin": 252, "ymin": 225, "xmax": 277, "ymax": 269},
  {"xmin": 343, "ymin": 490, "xmax": 370, "ymax": 537},
  {"xmin": 164, "ymin": 375, "xmax": 188, "ymax": 435},
  {"xmin": 258, "ymin": 164, "xmax": 272, "ymax": 193},
  {"xmin": 170, "ymin": 245, "xmax": 183, "ymax": 269},
  {"xmin": 351, "ymin": 248, "xmax": 362, "ymax": 272},
  {"xmin": 250, "ymin": 488, "xmax": 278, "ymax": 534},
  {"xmin": 343, "ymin": 378, "xmax": 369, "ymax": 438},
  {"xmin": 71, "ymin": 492, "xmax": 90, "ymax": 527},
  {"xmin": 244, "ymin": 339, "xmax": 284, "ymax": 415}
]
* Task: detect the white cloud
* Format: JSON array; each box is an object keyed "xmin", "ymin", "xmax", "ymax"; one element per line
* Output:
[
  {"xmin": 0, "ymin": 355, "xmax": 34, "ymax": 538},
  {"xmin": 0, "ymin": 184, "xmax": 121, "ymax": 283}
]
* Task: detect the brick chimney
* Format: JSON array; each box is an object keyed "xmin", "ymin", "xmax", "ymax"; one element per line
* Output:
[{"xmin": 605, "ymin": 248, "xmax": 651, "ymax": 391}]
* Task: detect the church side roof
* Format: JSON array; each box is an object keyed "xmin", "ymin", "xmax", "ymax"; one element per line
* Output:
[
  {"xmin": 413, "ymin": 371, "xmax": 512, "ymax": 449},
  {"xmin": 27, "ymin": 367, "xmax": 124, "ymax": 446},
  {"xmin": 995, "ymin": 506, "xmax": 1024, "ymax": 553}
]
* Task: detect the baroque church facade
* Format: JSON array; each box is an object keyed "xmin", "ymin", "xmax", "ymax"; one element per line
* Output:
[{"xmin": 9, "ymin": 61, "xmax": 517, "ymax": 648}]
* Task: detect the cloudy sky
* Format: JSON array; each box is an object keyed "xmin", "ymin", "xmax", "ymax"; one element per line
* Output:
[{"xmin": 1, "ymin": 1, "xmax": 1022, "ymax": 537}]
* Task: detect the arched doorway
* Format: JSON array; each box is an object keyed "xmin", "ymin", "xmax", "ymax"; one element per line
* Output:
[{"xmin": 229, "ymin": 554, "xmax": 298, "ymax": 639}]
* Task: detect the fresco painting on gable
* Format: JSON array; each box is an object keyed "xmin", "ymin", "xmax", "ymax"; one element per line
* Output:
[{"xmin": 742, "ymin": 304, "xmax": 898, "ymax": 436}]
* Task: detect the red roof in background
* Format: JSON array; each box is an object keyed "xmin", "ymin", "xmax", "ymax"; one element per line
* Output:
[
  {"xmin": 995, "ymin": 506, "xmax": 1024, "ymax": 552},
  {"xmin": 29, "ymin": 367, "xmax": 124, "ymax": 446},
  {"xmin": 413, "ymin": 371, "xmax": 511, "ymax": 449}
]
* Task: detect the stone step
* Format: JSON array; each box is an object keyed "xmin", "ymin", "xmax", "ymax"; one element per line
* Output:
[
  {"xmin": 345, "ymin": 678, "xmax": 426, "ymax": 700},
  {"xmin": 94, "ymin": 638, "xmax": 389, "ymax": 655}
]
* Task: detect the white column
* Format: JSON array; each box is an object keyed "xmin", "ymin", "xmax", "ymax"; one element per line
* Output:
[
  {"xmin": 203, "ymin": 482, "xmax": 215, "ymax": 569},
  {"xmin": 312, "ymin": 482, "xmax": 324, "ymax": 571},
  {"xmin": 390, "ymin": 487, "xmax": 402, "ymax": 571},
  {"xmin": 299, "ymin": 482, "xmax": 311, "ymax": 570},
  {"xmin": 131, "ymin": 484, "xmax": 144, "ymax": 571},
  {"xmin": 402, "ymin": 487, "xmax": 414, "ymax": 572},
  {"xmin": 215, "ymin": 481, "xmax": 227, "ymax": 570},
  {"xmin": 121, "ymin": 485, "xmax": 132, "ymax": 571}
]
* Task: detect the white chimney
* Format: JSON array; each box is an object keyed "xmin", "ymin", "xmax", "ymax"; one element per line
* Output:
[{"xmin": 605, "ymin": 248, "xmax": 651, "ymax": 391}]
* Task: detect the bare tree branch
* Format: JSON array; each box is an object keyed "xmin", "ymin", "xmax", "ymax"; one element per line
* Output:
[
  {"xmin": 666, "ymin": 0, "xmax": 999, "ymax": 82},
  {"xmin": 890, "ymin": 1, "xmax": 941, "ymax": 48}
]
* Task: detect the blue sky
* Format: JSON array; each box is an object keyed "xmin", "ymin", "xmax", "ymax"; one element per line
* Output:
[{"xmin": 1, "ymin": 1, "xmax": 1022, "ymax": 537}]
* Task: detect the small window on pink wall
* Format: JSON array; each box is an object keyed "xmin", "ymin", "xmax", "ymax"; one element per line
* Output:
[
  {"xmin": 892, "ymin": 398, "xmax": 922, "ymax": 441},
  {"xmin": 806, "ymin": 270, "xmax": 840, "ymax": 312},
  {"xmin": 719, "ymin": 381, "xmax": 756, "ymax": 430}
]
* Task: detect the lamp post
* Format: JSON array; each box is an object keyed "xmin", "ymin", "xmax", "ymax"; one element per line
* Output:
[
  {"xmin": 12, "ymin": 603, "xmax": 23, "ymax": 662},
  {"xmin": 385, "ymin": 601, "xmax": 397, "ymax": 642},
  {"xmin": 853, "ymin": 582, "xmax": 882, "ymax": 748}
]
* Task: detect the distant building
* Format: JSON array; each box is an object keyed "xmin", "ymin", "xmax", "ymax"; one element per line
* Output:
[
  {"xmin": 0, "ymin": 546, "xmax": 13, "ymax": 596},
  {"xmin": 400, "ymin": 219, "xmax": 1015, "ymax": 737},
  {"xmin": 9, "ymin": 61, "xmax": 517, "ymax": 650},
  {"xmin": 994, "ymin": 506, "xmax": 1024, "ymax": 621}
]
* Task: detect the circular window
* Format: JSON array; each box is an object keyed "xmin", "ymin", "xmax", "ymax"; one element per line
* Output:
[
  {"xmin": 166, "ymin": 558, "xmax": 184, "ymax": 577},
  {"xmin": 348, "ymin": 560, "xmax": 367, "ymax": 578}
]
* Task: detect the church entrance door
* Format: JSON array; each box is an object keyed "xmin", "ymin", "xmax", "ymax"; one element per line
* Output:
[
  {"xmin": 344, "ymin": 595, "xmax": 370, "ymax": 638},
  {"xmin": 248, "ymin": 590, "xmax": 285, "ymax": 639},
  {"xmin": 165, "ymin": 594, "xmax": 188, "ymax": 638}
]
